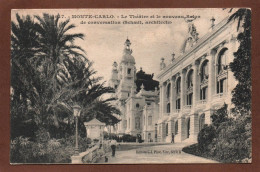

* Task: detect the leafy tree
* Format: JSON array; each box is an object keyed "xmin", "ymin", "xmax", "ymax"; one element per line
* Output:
[
  {"xmin": 228, "ymin": 8, "xmax": 251, "ymax": 115},
  {"xmin": 211, "ymin": 104, "xmax": 229, "ymax": 128}
]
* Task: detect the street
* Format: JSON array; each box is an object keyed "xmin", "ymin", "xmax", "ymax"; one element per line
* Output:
[{"xmin": 97, "ymin": 142, "xmax": 218, "ymax": 163}]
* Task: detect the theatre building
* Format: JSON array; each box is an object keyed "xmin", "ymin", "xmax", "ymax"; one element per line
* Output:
[
  {"xmin": 109, "ymin": 38, "xmax": 159, "ymax": 142},
  {"xmin": 156, "ymin": 16, "xmax": 240, "ymax": 143}
]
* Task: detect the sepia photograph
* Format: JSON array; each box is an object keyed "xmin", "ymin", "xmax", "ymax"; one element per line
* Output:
[{"xmin": 10, "ymin": 8, "xmax": 251, "ymax": 164}]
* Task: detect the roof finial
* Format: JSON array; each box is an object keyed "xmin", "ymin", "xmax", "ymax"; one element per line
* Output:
[
  {"xmin": 210, "ymin": 17, "xmax": 215, "ymax": 28},
  {"xmin": 160, "ymin": 57, "xmax": 166, "ymax": 70},
  {"xmin": 171, "ymin": 52, "xmax": 175, "ymax": 63}
]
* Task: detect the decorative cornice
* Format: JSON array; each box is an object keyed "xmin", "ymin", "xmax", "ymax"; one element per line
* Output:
[{"xmin": 157, "ymin": 16, "xmax": 231, "ymax": 79}]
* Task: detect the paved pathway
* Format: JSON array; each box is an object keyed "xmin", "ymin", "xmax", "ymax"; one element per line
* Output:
[{"xmin": 98, "ymin": 143, "xmax": 218, "ymax": 164}]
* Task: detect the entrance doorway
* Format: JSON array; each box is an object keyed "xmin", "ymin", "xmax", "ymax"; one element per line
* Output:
[{"xmin": 148, "ymin": 133, "xmax": 151, "ymax": 142}]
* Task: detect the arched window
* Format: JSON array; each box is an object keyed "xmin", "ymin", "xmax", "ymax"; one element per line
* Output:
[
  {"xmin": 201, "ymin": 60, "xmax": 209, "ymax": 82},
  {"xmin": 166, "ymin": 123, "xmax": 169, "ymax": 136},
  {"xmin": 186, "ymin": 70, "xmax": 193, "ymax": 106},
  {"xmin": 175, "ymin": 121, "xmax": 178, "ymax": 135},
  {"xmin": 167, "ymin": 103, "xmax": 171, "ymax": 113},
  {"xmin": 217, "ymin": 49, "xmax": 228, "ymax": 94},
  {"xmin": 136, "ymin": 103, "xmax": 140, "ymax": 108},
  {"xmin": 176, "ymin": 77, "xmax": 181, "ymax": 94},
  {"xmin": 166, "ymin": 83, "xmax": 171, "ymax": 99},
  {"xmin": 187, "ymin": 70, "xmax": 193, "ymax": 89},
  {"xmin": 176, "ymin": 77, "xmax": 181, "ymax": 110},
  {"xmin": 200, "ymin": 60, "xmax": 209, "ymax": 101},
  {"xmin": 217, "ymin": 49, "xmax": 227, "ymax": 74}
]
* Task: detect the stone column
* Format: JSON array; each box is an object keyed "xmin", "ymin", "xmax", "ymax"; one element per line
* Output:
[
  {"xmin": 189, "ymin": 114, "xmax": 199, "ymax": 141},
  {"xmin": 161, "ymin": 83, "xmax": 166, "ymax": 115},
  {"xmin": 207, "ymin": 50, "xmax": 215, "ymax": 107},
  {"xmin": 180, "ymin": 70, "xmax": 186, "ymax": 112},
  {"xmin": 175, "ymin": 117, "xmax": 186, "ymax": 142},
  {"xmin": 192, "ymin": 61, "xmax": 199, "ymax": 111},
  {"xmin": 170, "ymin": 120, "xmax": 175, "ymax": 135},
  {"xmin": 205, "ymin": 109, "xmax": 213, "ymax": 125},
  {"xmin": 159, "ymin": 84, "xmax": 163, "ymax": 117},
  {"xmin": 170, "ymin": 78, "xmax": 175, "ymax": 114}
]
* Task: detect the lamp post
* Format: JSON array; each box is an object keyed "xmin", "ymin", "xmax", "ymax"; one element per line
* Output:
[{"xmin": 73, "ymin": 104, "xmax": 81, "ymax": 156}]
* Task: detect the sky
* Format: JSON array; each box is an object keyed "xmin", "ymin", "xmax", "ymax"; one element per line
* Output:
[{"xmin": 12, "ymin": 8, "xmax": 231, "ymax": 85}]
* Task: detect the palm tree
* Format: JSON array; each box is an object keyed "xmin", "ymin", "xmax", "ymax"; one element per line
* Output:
[
  {"xmin": 32, "ymin": 13, "xmax": 87, "ymax": 128},
  {"xmin": 33, "ymin": 13, "xmax": 121, "ymax": 132},
  {"xmin": 11, "ymin": 14, "xmax": 43, "ymax": 138},
  {"xmin": 34, "ymin": 13, "xmax": 86, "ymax": 89},
  {"xmin": 11, "ymin": 13, "xmax": 121, "ymax": 140}
]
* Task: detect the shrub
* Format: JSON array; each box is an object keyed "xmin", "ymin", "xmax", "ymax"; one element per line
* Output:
[
  {"xmin": 197, "ymin": 124, "xmax": 216, "ymax": 153},
  {"xmin": 10, "ymin": 130, "xmax": 91, "ymax": 163}
]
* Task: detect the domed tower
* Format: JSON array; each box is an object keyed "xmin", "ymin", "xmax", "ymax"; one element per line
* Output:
[
  {"xmin": 109, "ymin": 61, "xmax": 120, "ymax": 90},
  {"xmin": 117, "ymin": 38, "xmax": 137, "ymax": 100}
]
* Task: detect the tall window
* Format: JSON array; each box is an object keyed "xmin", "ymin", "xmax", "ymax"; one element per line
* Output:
[
  {"xmin": 166, "ymin": 83, "xmax": 171, "ymax": 99},
  {"xmin": 200, "ymin": 60, "xmax": 209, "ymax": 100},
  {"xmin": 176, "ymin": 78, "xmax": 181, "ymax": 94},
  {"xmin": 200, "ymin": 87, "xmax": 207, "ymax": 100},
  {"xmin": 136, "ymin": 103, "xmax": 140, "ymax": 108},
  {"xmin": 167, "ymin": 103, "xmax": 171, "ymax": 113},
  {"xmin": 166, "ymin": 84, "xmax": 171, "ymax": 113},
  {"xmin": 176, "ymin": 77, "xmax": 181, "ymax": 110},
  {"xmin": 176, "ymin": 99, "xmax": 181, "ymax": 110},
  {"xmin": 187, "ymin": 93, "xmax": 193, "ymax": 105},
  {"xmin": 187, "ymin": 70, "xmax": 193, "ymax": 105},
  {"xmin": 217, "ymin": 49, "xmax": 228, "ymax": 94},
  {"xmin": 187, "ymin": 70, "xmax": 193, "ymax": 89},
  {"xmin": 217, "ymin": 50, "xmax": 227, "ymax": 74},
  {"xmin": 201, "ymin": 61, "xmax": 209, "ymax": 82}
]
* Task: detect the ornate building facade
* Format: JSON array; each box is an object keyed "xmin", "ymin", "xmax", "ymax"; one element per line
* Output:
[
  {"xmin": 109, "ymin": 39, "xmax": 159, "ymax": 142},
  {"xmin": 110, "ymin": 16, "xmax": 240, "ymax": 143},
  {"xmin": 156, "ymin": 16, "xmax": 240, "ymax": 143}
]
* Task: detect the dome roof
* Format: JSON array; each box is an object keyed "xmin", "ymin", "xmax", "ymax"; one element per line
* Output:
[
  {"xmin": 121, "ymin": 38, "xmax": 135, "ymax": 64},
  {"xmin": 121, "ymin": 53, "xmax": 135, "ymax": 64}
]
